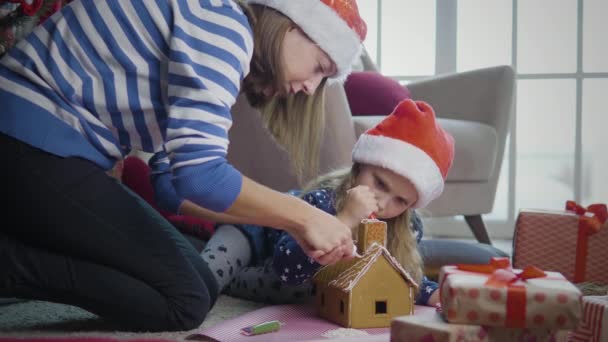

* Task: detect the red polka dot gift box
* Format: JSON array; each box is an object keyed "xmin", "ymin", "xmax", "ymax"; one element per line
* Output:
[
  {"xmin": 438, "ymin": 257, "xmax": 583, "ymax": 330},
  {"xmin": 512, "ymin": 201, "xmax": 608, "ymax": 285}
]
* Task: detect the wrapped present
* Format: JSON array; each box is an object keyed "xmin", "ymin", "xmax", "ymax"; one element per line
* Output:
[
  {"xmin": 570, "ymin": 295, "xmax": 608, "ymax": 342},
  {"xmin": 513, "ymin": 201, "xmax": 608, "ymax": 284},
  {"xmin": 390, "ymin": 308, "xmax": 569, "ymax": 342},
  {"xmin": 438, "ymin": 258, "xmax": 582, "ymax": 329}
]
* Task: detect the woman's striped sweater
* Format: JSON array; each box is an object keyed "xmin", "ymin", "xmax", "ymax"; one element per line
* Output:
[{"xmin": 0, "ymin": 0, "xmax": 253, "ymax": 212}]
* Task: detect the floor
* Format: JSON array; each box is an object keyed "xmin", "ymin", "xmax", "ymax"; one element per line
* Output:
[{"xmin": 0, "ymin": 295, "xmax": 265, "ymax": 341}]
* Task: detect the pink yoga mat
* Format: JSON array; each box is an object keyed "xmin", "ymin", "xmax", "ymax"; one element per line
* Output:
[
  {"xmin": 189, "ymin": 304, "xmax": 435, "ymax": 341},
  {"xmin": 0, "ymin": 339, "xmax": 172, "ymax": 342}
]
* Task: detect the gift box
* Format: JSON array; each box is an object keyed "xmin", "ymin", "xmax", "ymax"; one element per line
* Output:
[
  {"xmin": 570, "ymin": 295, "xmax": 608, "ymax": 342},
  {"xmin": 438, "ymin": 258, "xmax": 582, "ymax": 329},
  {"xmin": 513, "ymin": 201, "xmax": 608, "ymax": 284},
  {"xmin": 390, "ymin": 308, "xmax": 569, "ymax": 342}
]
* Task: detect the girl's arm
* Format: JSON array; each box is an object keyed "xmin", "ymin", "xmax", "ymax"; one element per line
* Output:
[
  {"xmin": 410, "ymin": 210, "xmax": 439, "ymax": 306},
  {"xmin": 417, "ymin": 277, "xmax": 439, "ymax": 306},
  {"xmin": 272, "ymin": 233, "xmax": 321, "ymax": 286},
  {"xmin": 271, "ymin": 189, "xmax": 338, "ymax": 284}
]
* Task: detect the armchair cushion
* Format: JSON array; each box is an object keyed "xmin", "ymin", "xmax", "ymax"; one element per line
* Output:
[
  {"xmin": 344, "ymin": 71, "xmax": 411, "ymax": 116},
  {"xmin": 419, "ymin": 239, "xmax": 510, "ymax": 280}
]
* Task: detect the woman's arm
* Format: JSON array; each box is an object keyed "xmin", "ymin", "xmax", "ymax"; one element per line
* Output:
[
  {"xmin": 158, "ymin": 2, "xmax": 353, "ymax": 263},
  {"xmin": 179, "ymin": 200, "xmax": 245, "ymax": 225},
  {"xmin": 271, "ymin": 188, "xmax": 352, "ymax": 284},
  {"xmin": 224, "ymin": 177, "xmax": 354, "ymax": 262},
  {"xmin": 159, "ymin": 167, "xmax": 353, "ymax": 263},
  {"xmin": 151, "ymin": 147, "xmax": 353, "ymax": 262}
]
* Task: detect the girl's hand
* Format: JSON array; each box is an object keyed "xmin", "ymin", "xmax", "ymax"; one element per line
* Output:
[
  {"xmin": 428, "ymin": 289, "xmax": 440, "ymax": 307},
  {"xmin": 337, "ymin": 185, "xmax": 379, "ymax": 228}
]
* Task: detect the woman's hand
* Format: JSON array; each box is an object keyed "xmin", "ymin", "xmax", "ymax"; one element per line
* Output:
[
  {"xmin": 221, "ymin": 176, "xmax": 356, "ymax": 266},
  {"xmin": 337, "ymin": 185, "xmax": 379, "ymax": 228},
  {"xmin": 290, "ymin": 209, "xmax": 355, "ymax": 266}
]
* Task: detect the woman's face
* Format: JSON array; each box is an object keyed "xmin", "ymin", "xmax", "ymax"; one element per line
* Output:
[
  {"xmin": 354, "ymin": 164, "xmax": 419, "ymax": 220},
  {"xmin": 280, "ymin": 27, "xmax": 337, "ymax": 96}
]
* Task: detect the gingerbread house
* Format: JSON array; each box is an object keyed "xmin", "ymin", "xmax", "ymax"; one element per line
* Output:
[{"xmin": 312, "ymin": 219, "xmax": 418, "ymax": 328}]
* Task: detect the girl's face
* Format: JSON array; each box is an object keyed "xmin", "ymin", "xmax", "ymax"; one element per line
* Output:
[
  {"xmin": 280, "ymin": 27, "xmax": 337, "ymax": 96},
  {"xmin": 355, "ymin": 164, "xmax": 419, "ymax": 220}
]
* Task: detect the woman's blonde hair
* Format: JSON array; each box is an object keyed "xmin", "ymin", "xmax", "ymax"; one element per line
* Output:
[
  {"xmin": 301, "ymin": 164, "xmax": 425, "ymax": 291},
  {"xmin": 237, "ymin": 2, "xmax": 328, "ymax": 183}
]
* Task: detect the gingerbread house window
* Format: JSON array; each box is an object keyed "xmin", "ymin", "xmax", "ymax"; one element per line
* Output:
[
  {"xmin": 375, "ymin": 300, "xmax": 387, "ymax": 314},
  {"xmin": 340, "ymin": 300, "xmax": 344, "ymax": 314},
  {"xmin": 321, "ymin": 293, "xmax": 325, "ymax": 306}
]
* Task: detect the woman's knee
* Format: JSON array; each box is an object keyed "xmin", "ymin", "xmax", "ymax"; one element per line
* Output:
[{"xmin": 163, "ymin": 283, "xmax": 213, "ymax": 331}]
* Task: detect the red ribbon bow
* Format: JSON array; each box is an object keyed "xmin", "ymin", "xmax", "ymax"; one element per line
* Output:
[
  {"xmin": 565, "ymin": 201, "xmax": 608, "ymax": 282},
  {"xmin": 455, "ymin": 258, "xmax": 547, "ymax": 328},
  {"xmin": 457, "ymin": 257, "xmax": 546, "ymax": 287}
]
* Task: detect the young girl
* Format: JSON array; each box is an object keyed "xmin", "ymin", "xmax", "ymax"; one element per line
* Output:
[
  {"xmin": 200, "ymin": 99, "xmax": 455, "ymax": 307},
  {"xmin": 0, "ymin": 0, "xmax": 366, "ymax": 331}
]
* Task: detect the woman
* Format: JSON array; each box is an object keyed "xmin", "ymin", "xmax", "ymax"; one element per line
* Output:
[{"xmin": 0, "ymin": 0, "xmax": 366, "ymax": 331}]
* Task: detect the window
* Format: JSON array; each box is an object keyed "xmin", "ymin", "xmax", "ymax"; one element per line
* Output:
[
  {"xmin": 321, "ymin": 293, "xmax": 325, "ymax": 307},
  {"xmin": 340, "ymin": 300, "xmax": 344, "ymax": 314},
  {"xmin": 375, "ymin": 300, "xmax": 387, "ymax": 314},
  {"xmin": 360, "ymin": 1, "xmax": 608, "ymax": 239}
]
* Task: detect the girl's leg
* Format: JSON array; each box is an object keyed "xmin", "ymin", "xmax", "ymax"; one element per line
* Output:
[
  {"xmin": 224, "ymin": 259, "xmax": 313, "ymax": 304},
  {"xmin": 0, "ymin": 133, "xmax": 217, "ymax": 332},
  {"xmin": 200, "ymin": 224, "xmax": 252, "ymax": 294},
  {"xmin": 199, "ymin": 224, "xmax": 312, "ymax": 304}
]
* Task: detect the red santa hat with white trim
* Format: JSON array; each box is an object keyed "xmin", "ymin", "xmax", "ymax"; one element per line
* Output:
[
  {"xmin": 352, "ymin": 99, "xmax": 455, "ymax": 209},
  {"xmin": 246, "ymin": 0, "xmax": 367, "ymax": 81}
]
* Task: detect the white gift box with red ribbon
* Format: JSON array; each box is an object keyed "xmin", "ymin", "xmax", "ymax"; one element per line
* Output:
[{"xmin": 438, "ymin": 258, "xmax": 582, "ymax": 330}]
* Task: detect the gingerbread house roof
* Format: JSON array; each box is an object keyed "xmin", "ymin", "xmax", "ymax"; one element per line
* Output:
[{"xmin": 313, "ymin": 243, "xmax": 418, "ymax": 293}]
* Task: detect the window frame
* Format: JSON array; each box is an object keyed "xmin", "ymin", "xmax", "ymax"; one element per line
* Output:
[{"xmin": 367, "ymin": 0, "xmax": 607, "ymax": 239}]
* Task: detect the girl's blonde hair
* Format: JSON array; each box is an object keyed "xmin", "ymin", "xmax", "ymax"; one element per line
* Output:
[
  {"xmin": 301, "ymin": 164, "xmax": 425, "ymax": 290},
  {"xmin": 238, "ymin": 2, "xmax": 327, "ymax": 183}
]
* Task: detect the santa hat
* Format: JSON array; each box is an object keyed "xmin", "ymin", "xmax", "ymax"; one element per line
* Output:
[
  {"xmin": 246, "ymin": 0, "xmax": 367, "ymax": 81},
  {"xmin": 352, "ymin": 99, "xmax": 455, "ymax": 209}
]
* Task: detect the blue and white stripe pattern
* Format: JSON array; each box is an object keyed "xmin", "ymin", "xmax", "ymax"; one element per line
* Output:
[{"xmin": 0, "ymin": 0, "xmax": 253, "ymax": 212}]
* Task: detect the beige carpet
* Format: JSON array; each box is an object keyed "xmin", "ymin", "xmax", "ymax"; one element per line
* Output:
[{"xmin": 0, "ymin": 295, "xmax": 266, "ymax": 341}]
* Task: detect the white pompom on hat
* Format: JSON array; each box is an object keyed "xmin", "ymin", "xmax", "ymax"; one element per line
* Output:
[
  {"xmin": 246, "ymin": 0, "xmax": 367, "ymax": 81},
  {"xmin": 352, "ymin": 99, "xmax": 456, "ymax": 209}
]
